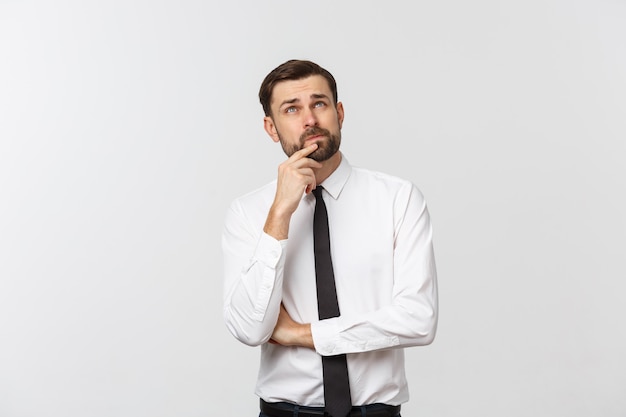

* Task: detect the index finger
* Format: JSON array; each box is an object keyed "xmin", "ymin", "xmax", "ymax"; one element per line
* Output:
[{"xmin": 289, "ymin": 143, "xmax": 318, "ymax": 160}]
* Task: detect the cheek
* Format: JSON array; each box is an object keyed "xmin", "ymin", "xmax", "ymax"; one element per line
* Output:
[
  {"xmin": 280, "ymin": 121, "xmax": 302, "ymax": 137},
  {"xmin": 323, "ymin": 112, "xmax": 340, "ymax": 126}
]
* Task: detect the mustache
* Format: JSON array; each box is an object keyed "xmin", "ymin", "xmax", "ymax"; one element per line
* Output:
[{"xmin": 300, "ymin": 127, "xmax": 331, "ymax": 144}]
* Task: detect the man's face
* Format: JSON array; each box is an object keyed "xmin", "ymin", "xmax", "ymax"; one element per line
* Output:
[{"xmin": 264, "ymin": 75, "xmax": 344, "ymax": 162}]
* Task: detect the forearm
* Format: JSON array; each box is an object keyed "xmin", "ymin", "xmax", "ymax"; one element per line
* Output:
[
  {"xmin": 224, "ymin": 145, "xmax": 321, "ymax": 346},
  {"xmin": 311, "ymin": 297, "xmax": 437, "ymax": 356},
  {"xmin": 223, "ymin": 273, "xmax": 283, "ymax": 346},
  {"xmin": 223, "ymin": 206, "xmax": 287, "ymax": 346},
  {"xmin": 312, "ymin": 184, "xmax": 438, "ymax": 356},
  {"xmin": 271, "ymin": 305, "xmax": 314, "ymax": 349},
  {"xmin": 263, "ymin": 204, "xmax": 292, "ymax": 241}
]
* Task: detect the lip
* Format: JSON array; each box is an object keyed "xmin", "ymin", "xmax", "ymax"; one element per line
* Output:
[{"xmin": 304, "ymin": 134, "xmax": 325, "ymax": 143}]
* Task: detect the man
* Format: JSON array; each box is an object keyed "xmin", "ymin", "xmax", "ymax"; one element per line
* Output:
[{"xmin": 222, "ymin": 59, "xmax": 438, "ymax": 417}]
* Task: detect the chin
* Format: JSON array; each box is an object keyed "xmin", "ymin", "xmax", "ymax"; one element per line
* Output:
[{"xmin": 309, "ymin": 147, "xmax": 339, "ymax": 162}]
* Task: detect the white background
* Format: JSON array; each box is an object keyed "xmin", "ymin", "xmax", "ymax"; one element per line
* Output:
[{"xmin": 1, "ymin": 1, "xmax": 625, "ymax": 416}]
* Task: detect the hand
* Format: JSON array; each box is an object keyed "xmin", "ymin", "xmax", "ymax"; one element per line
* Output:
[
  {"xmin": 270, "ymin": 304, "xmax": 314, "ymax": 349},
  {"xmin": 273, "ymin": 144, "xmax": 322, "ymax": 215},
  {"xmin": 264, "ymin": 144, "xmax": 322, "ymax": 240}
]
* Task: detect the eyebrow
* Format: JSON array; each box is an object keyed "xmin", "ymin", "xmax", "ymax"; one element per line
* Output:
[
  {"xmin": 279, "ymin": 98, "xmax": 300, "ymax": 108},
  {"xmin": 278, "ymin": 93, "xmax": 331, "ymax": 109},
  {"xmin": 311, "ymin": 93, "xmax": 331, "ymax": 101}
]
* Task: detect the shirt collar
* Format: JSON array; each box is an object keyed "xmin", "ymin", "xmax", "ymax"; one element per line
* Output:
[{"xmin": 318, "ymin": 153, "xmax": 351, "ymax": 200}]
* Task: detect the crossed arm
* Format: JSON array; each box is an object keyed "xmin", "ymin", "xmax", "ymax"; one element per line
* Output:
[{"xmin": 223, "ymin": 145, "xmax": 438, "ymax": 355}]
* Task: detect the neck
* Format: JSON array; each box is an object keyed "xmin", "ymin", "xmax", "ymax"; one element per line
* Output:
[{"xmin": 314, "ymin": 151, "xmax": 342, "ymax": 185}]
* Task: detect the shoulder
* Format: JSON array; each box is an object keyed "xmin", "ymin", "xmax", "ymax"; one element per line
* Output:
[
  {"xmin": 351, "ymin": 166, "xmax": 410, "ymax": 185},
  {"xmin": 349, "ymin": 166, "xmax": 424, "ymax": 200},
  {"xmin": 227, "ymin": 180, "xmax": 277, "ymax": 217}
]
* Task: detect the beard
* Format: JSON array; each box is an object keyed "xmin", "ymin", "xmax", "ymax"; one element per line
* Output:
[{"xmin": 277, "ymin": 126, "xmax": 341, "ymax": 162}]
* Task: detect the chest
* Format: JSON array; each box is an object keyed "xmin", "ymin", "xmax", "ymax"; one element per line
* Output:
[{"xmin": 283, "ymin": 195, "xmax": 396, "ymax": 316}]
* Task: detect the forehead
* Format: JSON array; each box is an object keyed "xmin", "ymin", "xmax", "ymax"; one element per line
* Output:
[{"xmin": 271, "ymin": 75, "xmax": 332, "ymax": 106}]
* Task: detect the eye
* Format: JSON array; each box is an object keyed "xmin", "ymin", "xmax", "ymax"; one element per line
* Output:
[
  {"xmin": 285, "ymin": 106, "xmax": 297, "ymax": 113},
  {"xmin": 314, "ymin": 101, "xmax": 326, "ymax": 108}
]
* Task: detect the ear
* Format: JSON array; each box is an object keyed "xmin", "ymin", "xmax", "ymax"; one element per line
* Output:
[
  {"xmin": 336, "ymin": 101, "xmax": 345, "ymax": 129},
  {"xmin": 263, "ymin": 116, "xmax": 280, "ymax": 143}
]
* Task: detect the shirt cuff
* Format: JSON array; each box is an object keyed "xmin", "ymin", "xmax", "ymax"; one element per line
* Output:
[
  {"xmin": 311, "ymin": 319, "xmax": 342, "ymax": 356},
  {"xmin": 246, "ymin": 233, "xmax": 287, "ymax": 321},
  {"xmin": 252, "ymin": 232, "xmax": 287, "ymax": 269},
  {"xmin": 311, "ymin": 318, "xmax": 401, "ymax": 356}
]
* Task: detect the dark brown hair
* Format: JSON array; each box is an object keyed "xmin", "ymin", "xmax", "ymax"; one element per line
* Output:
[{"xmin": 259, "ymin": 59, "xmax": 338, "ymax": 117}]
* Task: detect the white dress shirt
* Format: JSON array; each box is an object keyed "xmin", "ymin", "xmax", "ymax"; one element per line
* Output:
[{"xmin": 222, "ymin": 154, "xmax": 438, "ymax": 407}]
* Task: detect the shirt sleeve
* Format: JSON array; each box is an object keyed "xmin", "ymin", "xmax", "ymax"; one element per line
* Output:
[
  {"xmin": 310, "ymin": 184, "xmax": 438, "ymax": 356},
  {"xmin": 222, "ymin": 200, "xmax": 287, "ymax": 346}
]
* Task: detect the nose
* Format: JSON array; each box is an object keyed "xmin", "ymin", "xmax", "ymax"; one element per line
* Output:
[{"xmin": 303, "ymin": 107, "xmax": 318, "ymax": 128}]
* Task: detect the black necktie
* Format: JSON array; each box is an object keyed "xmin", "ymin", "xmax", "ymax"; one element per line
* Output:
[{"xmin": 312, "ymin": 187, "xmax": 352, "ymax": 417}]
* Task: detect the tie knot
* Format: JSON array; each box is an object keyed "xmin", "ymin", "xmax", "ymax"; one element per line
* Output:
[{"xmin": 312, "ymin": 186, "xmax": 324, "ymax": 198}]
